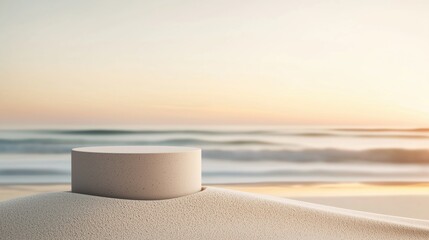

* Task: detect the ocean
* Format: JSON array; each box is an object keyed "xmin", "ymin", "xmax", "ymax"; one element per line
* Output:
[{"xmin": 1, "ymin": 126, "xmax": 429, "ymax": 184}]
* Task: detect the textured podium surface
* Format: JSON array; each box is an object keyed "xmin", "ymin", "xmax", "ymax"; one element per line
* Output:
[{"xmin": 72, "ymin": 146, "xmax": 201, "ymax": 200}]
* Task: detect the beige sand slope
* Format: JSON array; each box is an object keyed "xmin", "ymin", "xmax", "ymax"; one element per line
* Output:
[
  {"xmin": 1, "ymin": 187, "xmax": 429, "ymax": 240},
  {"xmin": 2, "ymin": 183, "xmax": 429, "ymax": 220}
]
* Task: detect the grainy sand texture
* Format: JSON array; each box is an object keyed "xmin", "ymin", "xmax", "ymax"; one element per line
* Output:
[
  {"xmin": 2, "ymin": 182, "xmax": 429, "ymax": 219},
  {"xmin": 1, "ymin": 186, "xmax": 429, "ymax": 239}
]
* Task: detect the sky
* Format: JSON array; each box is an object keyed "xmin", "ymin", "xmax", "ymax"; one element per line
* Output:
[{"xmin": 1, "ymin": 0, "xmax": 429, "ymax": 126}]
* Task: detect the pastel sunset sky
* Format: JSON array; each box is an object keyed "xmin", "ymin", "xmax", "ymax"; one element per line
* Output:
[{"xmin": 1, "ymin": 0, "xmax": 429, "ymax": 126}]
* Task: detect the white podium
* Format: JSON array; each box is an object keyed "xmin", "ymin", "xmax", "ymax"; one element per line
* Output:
[{"xmin": 72, "ymin": 146, "xmax": 201, "ymax": 200}]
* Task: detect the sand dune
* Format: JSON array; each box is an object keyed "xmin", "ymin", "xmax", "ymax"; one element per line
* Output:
[{"xmin": 1, "ymin": 187, "xmax": 429, "ymax": 239}]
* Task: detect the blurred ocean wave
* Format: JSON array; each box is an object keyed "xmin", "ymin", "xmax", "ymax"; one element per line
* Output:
[{"xmin": 1, "ymin": 127, "xmax": 429, "ymax": 184}]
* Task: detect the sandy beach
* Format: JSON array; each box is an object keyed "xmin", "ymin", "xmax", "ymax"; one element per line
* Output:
[
  {"xmin": 2, "ymin": 182, "xmax": 429, "ymax": 220},
  {"xmin": 2, "ymin": 0, "xmax": 428, "ymax": 238},
  {"xmin": 218, "ymin": 182, "xmax": 429, "ymax": 220},
  {"xmin": 2, "ymin": 183, "xmax": 429, "ymax": 239},
  {"xmin": 2, "ymin": 149, "xmax": 429, "ymax": 239}
]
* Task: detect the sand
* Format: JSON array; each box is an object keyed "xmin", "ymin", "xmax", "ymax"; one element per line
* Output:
[
  {"xmin": 1, "ymin": 185, "xmax": 429, "ymax": 239},
  {"xmin": 217, "ymin": 182, "xmax": 429, "ymax": 220},
  {"xmin": 2, "ymin": 182, "xmax": 429, "ymax": 219}
]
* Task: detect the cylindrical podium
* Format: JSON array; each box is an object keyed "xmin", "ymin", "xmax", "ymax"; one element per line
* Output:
[{"xmin": 71, "ymin": 146, "xmax": 201, "ymax": 200}]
